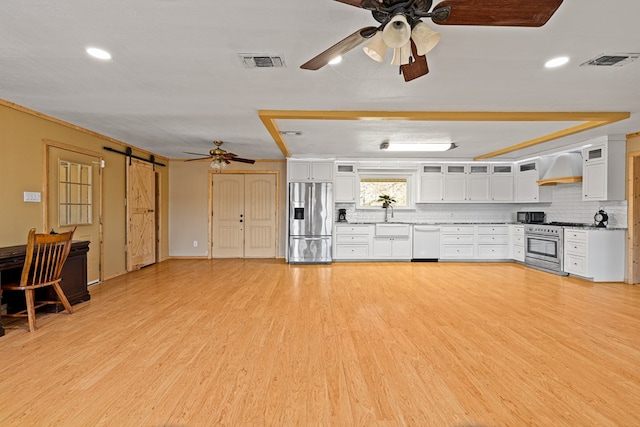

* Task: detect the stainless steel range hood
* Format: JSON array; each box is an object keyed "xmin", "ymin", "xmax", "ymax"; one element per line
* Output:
[{"xmin": 537, "ymin": 152, "xmax": 583, "ymax": 186}]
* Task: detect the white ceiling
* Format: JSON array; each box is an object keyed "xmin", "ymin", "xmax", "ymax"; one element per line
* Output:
[{"xmin": 1, "ymin": 0, "xmax": 639, "ymax": 161}]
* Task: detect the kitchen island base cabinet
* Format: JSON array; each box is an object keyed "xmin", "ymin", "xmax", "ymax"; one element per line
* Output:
[{"xmin": 563, "ymin": 228, "xmax": 625, "ymax": 282}]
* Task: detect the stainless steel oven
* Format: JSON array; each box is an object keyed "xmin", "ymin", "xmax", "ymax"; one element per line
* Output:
[{"xmin": 524, "ymin": 224, "xmax": 568, "ymax": 275}]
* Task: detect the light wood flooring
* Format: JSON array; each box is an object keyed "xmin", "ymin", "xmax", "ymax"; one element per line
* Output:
[{"xmin": 1, "ymin": 259, "xmax": 640, "ymax": 426}]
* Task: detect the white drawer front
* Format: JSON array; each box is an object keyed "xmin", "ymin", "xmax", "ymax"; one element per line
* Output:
[
  {"xmin": 477, "ymin": 234, "xmax": 509, "ymax": 244},
  {"xmin": 442, "ymin": 245, "xmax": 474, "ymax": 258},
  {"xmin": 513, "ymin": 234, "xmax": 524, "ymax": 245},
  {"xmin": 335, "ymin": 245, "xmax": 369, "ymax": 258},
  {"xmin": 564, "ymin": 229, "xmax": 587, "ymax": 241},
  {"xmin": 477, "ymin": 225, "xmax": 508, "ymax": 235},
  {"xmin": 442, "ymin": 225, "xmax": 475, "ymax": 234},
  {"xmin": 565, "ymin": 253, "xmax": 587, "ymax": 275},
  {"xmin": 512, "ymin": 226, "xmax": 525, "ymax": 237},
  {"xmin": 336, "ymin": 235, "xmax": 369, "ymax": 244},
  {"xmin": 565, "ymin": 241, "xmax": 587, "ymax": 255},
  {"xmin": 478, "ymin": 245, "xmax": 509, "ymax": 259},
  {"xmin": 336, "ymin": 225, "xmax": 370, "ymax": 235},
  {"xmin": 442, "ymin": 234, "xmax": 474, "ymax": 245}
]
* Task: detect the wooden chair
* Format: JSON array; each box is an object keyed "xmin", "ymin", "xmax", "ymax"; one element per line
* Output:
[{"xmin": 1, "ymin": 227, "xmax": 76, "ymax": 332}]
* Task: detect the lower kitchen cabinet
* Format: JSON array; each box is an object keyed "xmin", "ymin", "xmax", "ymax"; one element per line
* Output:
[
  {"xmin": 440, "ymin": 225, "xmax": 475, "ymax": 259},
  {"xmin": 334, "ymin": 224, "xmax": 373, "ymax": 260},
  {"xmin": 477, "ymin": 225, "xmax": 509, "ymax": 259},
  {"xmin": 510, "ymin": 225, "xmax": 525, "ymax": 262},
  {"xmin": 372, "ymin": 223, "xmax": 412, "ymax": 260},
  {"xmin": 563, "ymin": 228, "xmax": 625, "ymax": 282},
  {"xmin": 373, "ymin": 237, "xmax": 411, "ymax": 259}
]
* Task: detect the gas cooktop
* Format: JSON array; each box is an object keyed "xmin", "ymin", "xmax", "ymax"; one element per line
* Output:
[{"xmin": 544, "ymin": 222, "xmax": 590, "ymax": 227}]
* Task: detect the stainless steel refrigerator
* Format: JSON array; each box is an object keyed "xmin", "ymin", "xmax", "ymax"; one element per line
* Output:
[{"xmin": 288, "ymin": 182, "xmax": 333, "ymax": 264}]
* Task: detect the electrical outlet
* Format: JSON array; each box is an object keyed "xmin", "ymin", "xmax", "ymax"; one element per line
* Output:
[{"xmin": 193, "ymin": 240, "xmax": 198, "ymax": 247}]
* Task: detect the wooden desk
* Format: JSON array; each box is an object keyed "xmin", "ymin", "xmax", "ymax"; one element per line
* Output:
[{"xmin": 0, "ymin": 240, "xmax": 90, "ymax": 336}]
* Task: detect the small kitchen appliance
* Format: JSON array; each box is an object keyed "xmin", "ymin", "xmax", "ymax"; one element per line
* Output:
[
  {"xmin": 337, "ymin": 208, "xmax": 347, "ymax": 222},
  {"xmin": 594, "ymin": 208, "xmax": 609, "ymax": 228},
  {"xmin": 517, "ymin": 211, "xmax": 546, "ymax": 224}
]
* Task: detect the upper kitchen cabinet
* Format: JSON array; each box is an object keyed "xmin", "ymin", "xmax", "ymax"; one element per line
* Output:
[
  {"xmin": 582, "ymin": 136, "xmax": 626, "ymax": 201},
  {"xmin": 334, "ymin": 162, "xmax": 357, "ymax": 203},
  {"xmin": 444, "ymin": 164, "xmax": 467, "ymax": 202},
  {"xmin": 467, "ymin": 164, "xmax": 491, "ymax": 202},
  {"xmin": 516, "ymin": 160, "xmax": 551, "ymax": 203},
  {"xmin": 288, "ymin": 160, "xmax": 333, "ymax": 182},
  {"xmin": 418, "ymin": 164, "xmax": 445, "ymax": 202},
  {"xmin": 490, "ymin": 164, "xmax": 515, "ymax": 202}
]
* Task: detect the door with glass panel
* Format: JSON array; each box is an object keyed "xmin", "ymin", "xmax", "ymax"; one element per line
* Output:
[{"xmin": 47, "ymin": 145, "xmax": 102, "ymax": 284}]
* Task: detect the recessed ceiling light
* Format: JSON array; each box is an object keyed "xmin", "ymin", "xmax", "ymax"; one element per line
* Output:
[
  {"xmin": 329, "ymin": 56, "xmax": 342, "ymax": 65},
  {"xmin": 86, "ymin": 47, "xmax": 112, "ymax": 60},
  {"xmin": 380, "ymin": 142, "xmax": 458, "ymax": 152},
  {"xmin": 545, "ymin": 56, "xmax": 569, "ymax": 68}
]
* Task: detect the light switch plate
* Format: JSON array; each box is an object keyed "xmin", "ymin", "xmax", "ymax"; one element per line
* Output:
[{"xmin": 24, "ymin": 191, "xmax": 41, "ymax": 202}]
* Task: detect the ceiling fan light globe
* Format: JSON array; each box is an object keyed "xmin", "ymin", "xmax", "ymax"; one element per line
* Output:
[
  {"xmin": 363, "ymin": 31, "xmax": 387, "ymax": 62},
  {"xmin": 382, "ymin": 14, "xmax": 411, "ymax": 49},
  {"xmin": 210, "ymin": 158, "xmax": 228, "ymax": 170},
  {"xmin": 411, "ymin": 21, "xmax": 441, "ymax": 56},
  {"xmin": 390, "ymin": 42, "xmax": 412, "ymax": 66}
]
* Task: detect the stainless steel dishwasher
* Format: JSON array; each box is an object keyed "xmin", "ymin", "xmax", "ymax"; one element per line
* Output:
[{"xmin": 412, "ymin": 225, "xmax": 441, "ymax": 261}]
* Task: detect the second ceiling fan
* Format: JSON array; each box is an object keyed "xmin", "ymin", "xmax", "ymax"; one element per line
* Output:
[{"xmin": 301, "ymin": 0, "xmax": 564, "ymax": 82}]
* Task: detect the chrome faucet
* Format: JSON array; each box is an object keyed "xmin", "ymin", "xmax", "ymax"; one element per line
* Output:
[{"xmin": 383, "ymin": 205, "xmax": 394, "ymax": 222}]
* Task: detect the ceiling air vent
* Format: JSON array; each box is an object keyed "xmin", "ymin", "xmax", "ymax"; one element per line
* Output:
[
  {"xmin": 581, "ymin": 53, "xmax": 640, "ymax": 67},
  {"xmin": 239, "ymin": 54, "xmax": 286, "ymax": 68}
]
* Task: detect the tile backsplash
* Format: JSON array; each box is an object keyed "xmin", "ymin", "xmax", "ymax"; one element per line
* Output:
[{"xmin": 337, "ymin": 183, "xmax": 627, "ymax": 227}]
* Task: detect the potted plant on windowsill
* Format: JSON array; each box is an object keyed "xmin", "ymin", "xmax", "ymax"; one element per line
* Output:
[{"xmin": 377, "ymin": 194, "xmax": 396, "ymax": 209}]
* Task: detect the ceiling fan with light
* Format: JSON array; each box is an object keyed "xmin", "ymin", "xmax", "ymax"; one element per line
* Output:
[
  {"xmin": 185, "ymin": 140, "xmax": 256, "ymax": 170},
  {"xmin": 301, "ymin": 0, "xmax": 564, "ymax": 82}
]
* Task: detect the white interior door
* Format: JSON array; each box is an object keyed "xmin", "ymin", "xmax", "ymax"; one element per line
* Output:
[
  {"xmin": 212, "ymin": 174, "xmax": 245, "ymax": 258},
  {"xmin": 211, "ymin": 173, "xmax": 277, "ymax": 258},
  {"xmin": 244, "ymin": 174, "xmax": 277, "ymax": 258}
]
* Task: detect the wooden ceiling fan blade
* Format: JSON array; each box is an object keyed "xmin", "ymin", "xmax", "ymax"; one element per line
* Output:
[
  {"xmin": 184, "ymin": 151, "xmax": 208, "ymax": 156},
  {"xmin": 301, "ymin": 26, "xmax": 378, "ymax": 70},
  {"xmin": 232, "ymin": 157, "xmax": 256, "ymax": 164},
  {"xmin": 185, "ymin": 156, "xmax": 212, "ymax": 162},
  {"xmin": 432, "ymin": 0, "xmax": 563, "ymax": 27},
  {"xmin": 401, "ymin": 41, "xmax": 429, "ymax": 82}
]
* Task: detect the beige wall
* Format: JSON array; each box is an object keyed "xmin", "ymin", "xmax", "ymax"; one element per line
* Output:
[
  {"xmin": 169, "ymin": 159, "xmax": 286, "ymax": 257},
  {"xmin": 0, "ymin": 101, "xmax": 169, "ymax": 279}
]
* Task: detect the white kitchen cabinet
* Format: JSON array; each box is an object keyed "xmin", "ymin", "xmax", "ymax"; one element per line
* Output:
[
  {"xmin": 563, "ymin": 228, "xmax": 625, "ymax": 281},
  {"xmin": 373, "ymin": 237, "xmax": 412, "ymax": 259},
  {"xmin": 582, "ymin": 138, "xmax": 625, "ymax": 201},
  {"xmin": 372, "ymin": 223, "xmax": 412, "ymax": 259},
  {"xmin": 444, "ymin": 164, "xmax": 467, "ymax": 202},
  {"xmin": 288, "ymin": 160, "xmax": 333, "ymax": 182},
  {"xmin": 440, "ymin": 225, "xmax": 475, "ymax": 259},
  {"xmin": 467, "ymin": 165, "xmax": 490, "ymax": 202},
  {"xmin": 491, "ymin": 164, "xmax": 514, "ymax": 202},
  {"xmin": 510, "ymin": 224, "xmax": 525, "ymax": 262},
  {"xmin": 334, "ymin": 224, "xmax": 372, "ymax": 260},
  {"xmin": 477, "ymin": 225, "xmax": 509, "ymax": 259},
  {"xmin": 418, "ymin": 164, "xmax": 445, "ymax": 202},
  {"xmin": 335, "ymin": 175, "xmax": 356, "ymax": 202},
  {"xmin": 515, "ymin": 161, "xmax": 551, "ymax": 203}
]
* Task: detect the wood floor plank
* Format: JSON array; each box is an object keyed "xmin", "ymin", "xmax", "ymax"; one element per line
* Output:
[{"xmin": 1, "ymin": 259, "xmax": 640, "ymax": 426}]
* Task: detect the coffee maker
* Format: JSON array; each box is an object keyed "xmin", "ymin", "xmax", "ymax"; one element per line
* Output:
[{"xmin": 337, "ymin": 208, "xmax": 347, "ymax": 222}]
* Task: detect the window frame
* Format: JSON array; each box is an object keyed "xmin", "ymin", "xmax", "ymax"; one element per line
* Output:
[{"xmin": 356, "ymin": 172, "xmax": 416, "ymax": 210}]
